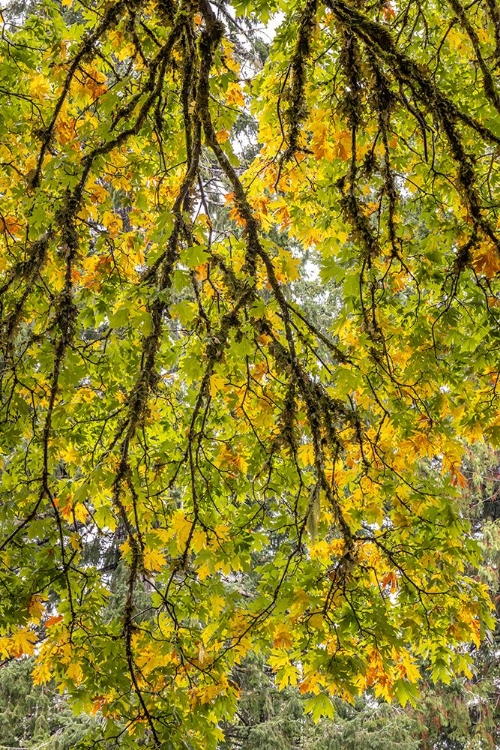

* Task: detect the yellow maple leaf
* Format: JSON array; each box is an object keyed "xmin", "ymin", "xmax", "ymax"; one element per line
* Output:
[
  {"xmin": 299, "ymin": 671, "xmax": 323, "ymax": 695},
  {"xmin": 276, "ymin": 249, "xmax": 300, "ymax": 283},
  {"xmin": 11, "ymin": 627, "xmax": 37, "ymax": 657},
  {"xmin": 298, "ymin": 443, "xmax": 315, "ymax": 467},
  {"xmin": 398, "ymin": 650, "xmax": 421, "ymax": 683},
  {"xmin": 66, "ymin": 660, "xmax": 84, "ymax": 684},
  {"xmin": 74, "ymin": 502, "xmax": 89, "ymax": 523},
  {"xmin": 210, "ymin": 373, "xmax": 226, "ymax": 397},
  {"xmin": 102, "ymin": 211, "xmax": 123, "ymax": 238},
  {"xmin": 308, "ymin": 613, "xmax": 324, "ymax": 629},
  {"xmin": 115, "ymin": 43, "xmax": 135, "ymax": 63},
  {"xmin": 143, "ymin": 547, "xmax": 166, "ymax": 572},
  {"xmin": 60, "ymin": 444, "xmax": 80, "ymax": 464},
  {"xmin": 28, "ymin": 594, "xmax": 45, "ymax": 621},
  {"xmin": 32, "ymin": 659, "xmax": 52, "ymax": 685},
  {"xmin": 276, "ymin": 663, "xmax": 299, "ymax": 689},
  {"xmin": 333, "ymin": 130, "xmax": 351, "ymax": 160},
  {"xmin": 226, "ymin": 81, "xmax": 245, "ymax": 108},
  {"xmin": 290, "ymin": 588, "xmax": 310, "ymax": 617},
  {"xmin": 221, "ymin": 40, "xmax": 240, "ymax": 74},
  {"xmin": 273, "ymin": 623, "xmax": 293, "ymax": 649},
  {"xmin": 29, "ymin": 74, "xmax": 51, "ymax": 100}
]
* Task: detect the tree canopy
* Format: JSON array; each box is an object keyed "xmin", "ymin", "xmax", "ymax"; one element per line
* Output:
[{"xmin": 0, "ymin": 0, "xmax": 499, "ymax": 746}]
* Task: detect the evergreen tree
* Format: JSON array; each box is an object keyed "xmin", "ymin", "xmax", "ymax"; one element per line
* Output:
[{"xmin": 0, "ymin": 658, "xmax": 95, "ymax": 749}]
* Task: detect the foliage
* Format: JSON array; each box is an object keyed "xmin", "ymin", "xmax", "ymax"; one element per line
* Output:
[
  {"xmin": 0, "ymin": 468, "xmax": 496, "ymax": 749},
  {"xmin": 1, "ymin": 0, "xmax": 500, "ymax": 746},
  {"xmin": 220, "ymin": 448, "xmax": 500, "ymax": 750},
  {"xmin": 406, "ymin": 445, "xmax": 500, "ymax": 750},
  {"xmin": 219, "ymin": 652, "xmax": 420, "ymax": 750}
]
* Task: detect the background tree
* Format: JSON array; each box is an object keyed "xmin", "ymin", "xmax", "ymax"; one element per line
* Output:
[{"xmin": 0, "ymin": 658, "xmax": 96, "ymax": 749}]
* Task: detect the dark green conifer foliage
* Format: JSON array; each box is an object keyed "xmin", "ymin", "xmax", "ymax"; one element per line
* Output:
[{"xmin": 0, "ymin": 658, "xmax": 94, "ymax": 749}]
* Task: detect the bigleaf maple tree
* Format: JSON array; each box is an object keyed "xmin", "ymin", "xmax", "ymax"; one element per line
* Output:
[{"xmin": 1, "ymin": 0, "xmax": 499, "ymax": 746}]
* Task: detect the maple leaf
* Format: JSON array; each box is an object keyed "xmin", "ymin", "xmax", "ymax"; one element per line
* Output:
[
  {"xmin": 298, "ymin": 443, "xmax": 315, "ymax": 467},
  {"xmin": 143, "ymin": 548, "xmax": 167, "ymax": 572},
  {"xmin": 226, "ymin": 81, "xmax": 245, "ymax": 108},
  {"xmin": 10, "ymin": 628, "xmax": 37, "ymax": 657},
  {"xmin": 45, "ymin": 615, "xmax": 64, "ymax": 628},
  {"xmin": 28, "ymin": 594, "xmax": 45, "ymax": 621},
  {"xmin": 32, "ymin": 659, "xmax": 53, "ymax": 685},
  {"xmin": 472, "ymin": 245, "xmax": 500, "ymax": 278},
  {"xmin": 29, "ymin": 74, "xmax": 51, "ymax": 100}
]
